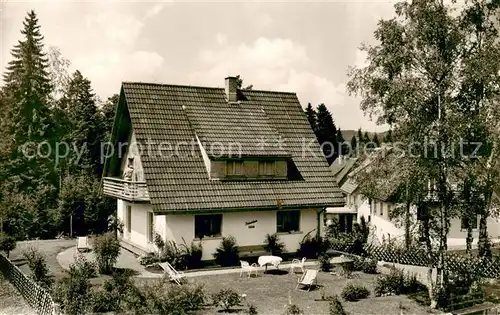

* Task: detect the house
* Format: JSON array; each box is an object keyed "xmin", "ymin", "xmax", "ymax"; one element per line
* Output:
[
  {"xmin": 324, "ymin": 157, "xmax": 360, "ymax": 233},
  {"xmin": 102, "ymin": 77, "xmax": 345, "ymax": 260},
  {"xmin": 333, "ymin": 147, "xmax": 500, "ymax": 248}
]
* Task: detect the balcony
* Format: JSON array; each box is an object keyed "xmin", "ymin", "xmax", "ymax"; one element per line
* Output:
[{"xmin": 103, "ymin": 177, "xmax": 150, "ymax": 202}]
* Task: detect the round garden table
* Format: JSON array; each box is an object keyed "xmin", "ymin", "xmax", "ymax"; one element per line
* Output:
[{"xmin": 258, "ymin": 255, "xmax": 282, "ymax": 273}]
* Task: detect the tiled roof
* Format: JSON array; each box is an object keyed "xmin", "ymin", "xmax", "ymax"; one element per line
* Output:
[
  {"xmin": 120, "ymin": 82, "xmax": 345, "ymax": 213},
  {"xmin": 330, "ymin": 158, "xmax": 358, "ymax": 186}
]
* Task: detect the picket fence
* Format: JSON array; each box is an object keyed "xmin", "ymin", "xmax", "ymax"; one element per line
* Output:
[
  {"xmin": 0, "ymin": 253, "xmax": 60, "ymax": 315},
  {"xmin": 330, "ymin": 242, "xmax": 500, "ymax": 279}
]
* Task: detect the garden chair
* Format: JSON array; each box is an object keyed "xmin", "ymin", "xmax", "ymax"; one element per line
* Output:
[
  {"xmin": 76, "ymin": 236, "xmax": 90, "ymax": 253},
  {"xmin": 240, "ymin": 260, "xmax": 258, "ymax": 278},
  {"xmin": 159, "ymin": 261, "xmax": 186, "ymax": 285},
  {"xmin": 295, "ymin": 269, "xmax": 318, "ymax": 291},
  {"xmin": 289, "ymin": 257, "xmax": 306, "ymax": 275}
]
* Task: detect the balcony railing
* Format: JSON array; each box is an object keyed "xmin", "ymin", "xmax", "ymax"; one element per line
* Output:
[{"xmin": 103, "ymin": 177, "xmax": 150, "ymax": 202}]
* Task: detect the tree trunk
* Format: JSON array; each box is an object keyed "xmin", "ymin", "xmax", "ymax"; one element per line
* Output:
[
  {"xmin": 466, "ymin": 223, "xmax": 473, "ymax": 255},
  {"xmin": 423, "ymin": 216, "xmax": 435, "ymax": 308},
  {"xmin": 405, "ymin": 200, "xmax": 411, "ymax": 250},
  {"xmin": 479, "ymin": 189, "xmax": 493, "ymax": 259}
]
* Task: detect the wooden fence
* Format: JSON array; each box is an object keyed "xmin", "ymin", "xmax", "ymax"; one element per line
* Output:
[
  {"xmin": 0, "ymin": 253, "xmax": 60, "ymax": 315},
  {"xmin": 329, "ymin": 242, "xmax": 500, "ymax": 279}
]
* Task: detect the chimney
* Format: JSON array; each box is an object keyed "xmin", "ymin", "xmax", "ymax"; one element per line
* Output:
[{"xmin": 225, "ymin": 76, "xmax": 238, "ymax": 102}]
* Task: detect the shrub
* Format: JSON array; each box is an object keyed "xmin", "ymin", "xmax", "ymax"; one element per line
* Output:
[
  {"xmin": 93, "ymin": 232, "xmax": 121, "ymax": 274},
  {"xmin": 374, "ymin": 268, "xmax": 425, "ymax": 297},
  {"xmin": 212, "ymin": 288, "xmax": 241, "ymax": 311},
  {"xmin": 319, "ymin": 254, "xmax": 332, "ymax": 272},
  {"xmin": 264, "ymin": 233, "xmax": 286, "ymax": 256},
  {"xmin": 72, "ymin": 255, "xmax": 97, "ymax": 278},
  {"xmin": 283, "ymin": 304, "xmax": 303, "ymax": 315},
  {"xmin": 163, "ymin": 240, "xmax": 189, "ymax": 270},
  {"xmin": 329, "ymin": 295, "xmax": 348, "ymax": 315},
  {"xmin": 53, "ymin": 258, "xmax": 92, "ymax": 315},
  {"xmin": 154, "ymin": 232, "xmax": 166, "ymax": 255},
  {"xmin": 182, "ymin": 239, "xmax": 203, "ymax": 269},
  {"xmin": 297, "ymin": 234, "xmax": 329, "ymax": 258},
  {"xmin": 361, "ymin": 258, "xmax": 378, "ymax": 274},
  {"xmin": 138, "ymin": 252, "xmax": 159, "ymax": 266},
  {"xmin": 142, "ymin": 280, "xmax": 206, "ymax": 314},
  {"xmin": 341, "ymin": 283, "xmax": 370, "ymax": 301},
  {"xmin": 91, "ymin": 270, "xmax": 136, "ymax": 313},
  {"xmin": 247, "ymin": 304, "xmax": 258, "ymax": 315},
  {"xmin": 213, "ymin": 236, "xmax": 239, "ymax": 267},
  {"xmin": 0, "ymin": 233, "xmax": 16, "ymax": 258},
  {"xmin": 22, "ymin": 247, "xmax": 53, "ymax": 289}
]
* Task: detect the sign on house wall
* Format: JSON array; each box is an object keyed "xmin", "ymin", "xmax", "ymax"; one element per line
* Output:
[{"xmin": 245, "ymin": 220, "xmax": 257, "ymax": 229}]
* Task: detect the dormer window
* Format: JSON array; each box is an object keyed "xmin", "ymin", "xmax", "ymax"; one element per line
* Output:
[
  {"xmin": 226, "ymin": 160, "xmax": 244, "ymax": 176},
  {"xmin": 259, "ymin": 160, "xmax": 276, "ymax": 176}
]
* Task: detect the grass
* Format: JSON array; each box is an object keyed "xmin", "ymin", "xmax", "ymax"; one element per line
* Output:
[
  {"xmin": 186, "ymin": 269, "xmax": 433, "ymax": 315},
  {"xmin": 9, "ymin": 239, "xmax": 75, "ymax": 280}
]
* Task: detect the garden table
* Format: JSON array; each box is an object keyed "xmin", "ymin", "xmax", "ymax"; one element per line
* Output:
[{"xmin": 258, "ymin": 255, "xmax": 282, "ymax": 273}]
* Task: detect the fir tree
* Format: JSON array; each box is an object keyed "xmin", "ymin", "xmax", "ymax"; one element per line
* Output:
[
  {"xmin": 316, "ymin": 103, "xmax": 338, "ymax": 163},
  {"xmin": 304, "ymin": 103, "xmax": 317, "ymax": 133},
  {"xmin": 2, "ymin": 10, "xmax": 56, "ymax": 192},
  {"xmin": 60, "ymin": 70, "xmax": 100, "ymax": 173},
  {"xmin": 350, "ymin": 135, "xmax": 357, "ymax": 152},
  {"xmin": 357, "ymin": 128, "xmax": 364, "ymax": 144},
  {"xmin": 372, "ymin": 134, "xmax": 380, "ymax": 147}
]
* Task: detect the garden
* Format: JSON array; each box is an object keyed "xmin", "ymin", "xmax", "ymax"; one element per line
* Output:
[{"xmin": 0, "ymin": 220, "xmax": 448, "ymax": 315}]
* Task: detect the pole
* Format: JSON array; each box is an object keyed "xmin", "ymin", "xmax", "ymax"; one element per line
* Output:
[{"xmin": 70, "ymin": 215, "xmax": 73, "ymax": 238}]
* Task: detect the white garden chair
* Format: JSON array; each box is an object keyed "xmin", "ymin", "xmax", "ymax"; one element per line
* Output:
[
  {"xmin": 76, "ymin": 236, "xmax": 90, "ymax": 253},
  {"xmin": 289, "ymin": 257, "xmax": 306, "ymax": 274},
  {"xmin": 240, "ymin": 260, "xmax": 258, "ymax": 278},
  {"xmin": 295, "ymin": 269, "xmax": 318, "ymax": 291},
  {"xmin": 159, "ymin": 261, "xmax": 186, "ymax": 285}
]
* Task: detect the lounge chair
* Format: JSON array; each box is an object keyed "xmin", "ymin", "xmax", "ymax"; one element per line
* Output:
[
  {"xmin": 159, "ymin": 261, "xmax": 186, "ymax": 285},
  {"xmin": 295, "ymin": 269, "xmax": 318, "ymax": 291},
  {"xmin": 240, "ymin": 260, "xmax": 258, "ymax": 278},
  {"xmin": 76, "ymin": 236, "xmax": 90, "ymax": 252},
  {"xmin": 289, "ymin": 257, "xmax": 306, "ymax": 274}
]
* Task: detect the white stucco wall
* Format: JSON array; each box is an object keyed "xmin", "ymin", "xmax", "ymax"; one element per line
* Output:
[
  {"xmin": 162, "ymin": 209, "xmax": 319, "ymax": 260},
  {"xmin": 116, "ymin": 201, "xmax": 154, "ymax": 251}
]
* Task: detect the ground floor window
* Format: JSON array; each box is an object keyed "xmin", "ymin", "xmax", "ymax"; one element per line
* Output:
[
  {"xmin": 195, "ymin": 214, "xmax": 222, "ymax": 239},
  {"xmin": 147, "ymin": 212, "xmax": 154, "ymax": 243},
  {"xmin": 277, "ymin": 210, "xmax": 300, "ymax": 233},
  {"xmin": 339, "ymin": 214, "xmax": 356, "ymax": 233}
]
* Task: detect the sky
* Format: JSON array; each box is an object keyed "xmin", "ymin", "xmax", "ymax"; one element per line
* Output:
[{"xmin": 0, "ymin": 0, "xmax": 406, "ymax": 132}]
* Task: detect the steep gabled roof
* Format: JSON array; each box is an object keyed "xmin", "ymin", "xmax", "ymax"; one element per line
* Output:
[
  {"xmin": 329, "ymin": 157, "xmax": 358, "ymax": 186},
  {"xmin": 108, "ymin": 82, "xmax": 344, "ymax": 213}
]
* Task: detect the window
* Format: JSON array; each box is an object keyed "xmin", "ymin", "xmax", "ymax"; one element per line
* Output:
[
  {"xmin": 126, "ymin": 205, "xmax": 131, "ymax": 234},
  {"xmin": 226, "ymin": 160, "xmax": 244, "ymax": 176},
  {"xmin": 147, "ymin": 212, "xmax": 154, "ymax": 243},
  {"xmin": 380, "ymin": 203, "xmax": 384, "ymax": 216},
  {"xmin": 461, "ymin": 215, "xmax": 478, "ymax": 230},
  {"xmin": 277, "ymin": 210, "xmax": 300, "ymax": 233},
  {"xmin": 259, "ymin": 160, "xmax": 276, "ymax": 176},
  {"xmin": 195, "ymin": 214, "xmax": 222, "ymax": 239}
]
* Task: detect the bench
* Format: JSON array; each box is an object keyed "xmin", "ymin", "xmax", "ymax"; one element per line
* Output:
[{"xmin": 238, "ymin": 245, "xmax": 268, "ymax": 258}]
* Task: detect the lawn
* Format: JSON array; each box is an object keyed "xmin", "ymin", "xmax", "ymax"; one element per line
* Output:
[
  {"xmin": 9, "ymin": 239, "xmax": 75, "ymax": 280},
  {"xmin": 189, "ymin": 269, "xmax": 437, "ymax": 315}
]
